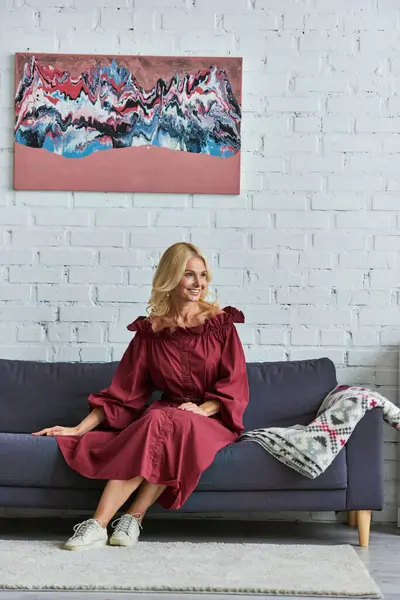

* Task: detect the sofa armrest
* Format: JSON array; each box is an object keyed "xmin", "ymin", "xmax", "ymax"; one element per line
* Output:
[{"xmin": 345, "ymin": 407, "xmax": 384, "ymax": 510}]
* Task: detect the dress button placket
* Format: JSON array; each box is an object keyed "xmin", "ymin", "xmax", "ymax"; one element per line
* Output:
[{"xmin": 180, "ymin": 337, "xmax": 194, "ymax": 398}]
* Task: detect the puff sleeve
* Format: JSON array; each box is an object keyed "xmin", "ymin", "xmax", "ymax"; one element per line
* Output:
[
  {"xmin": 203, "ymin": 320, "xmax": 249, "ymax": 434},
  {"xmin": 88, "ymin": 329, "xmax": 153, "ymax": 431}
]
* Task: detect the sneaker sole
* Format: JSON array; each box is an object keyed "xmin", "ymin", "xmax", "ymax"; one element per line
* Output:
[
  {"xmin": 64, "ymin": 539, "xmax": 108, "ymax": 551},
  {"xmin": 109, "ymin": 537, "xmax": 138, "ymax": 547}
]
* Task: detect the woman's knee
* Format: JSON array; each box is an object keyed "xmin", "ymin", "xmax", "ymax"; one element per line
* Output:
[{"xmin": 107, "ymin": 475, "xmax": 144, "ymax": 485}]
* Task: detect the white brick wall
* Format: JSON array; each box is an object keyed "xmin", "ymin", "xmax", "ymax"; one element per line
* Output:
[{"xmin": 1, "ymin": 0, "xmax": 399, "ymax": 524}]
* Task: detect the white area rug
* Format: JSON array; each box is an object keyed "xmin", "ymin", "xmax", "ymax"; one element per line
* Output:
[{"xmin": 0, "ymin": 540, "xmax": 381, "ymax": 597}]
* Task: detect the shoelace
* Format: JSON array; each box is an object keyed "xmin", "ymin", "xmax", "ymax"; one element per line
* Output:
[
  {"xmin": 111, "ymin": 514, "xmax": 143, "ymax": 536},
  {"xmin": 70, "ymin": 518, "xmax": 101, "ymax": 540}
]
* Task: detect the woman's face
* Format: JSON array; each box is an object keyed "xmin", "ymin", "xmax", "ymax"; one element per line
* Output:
[{"xmin": 173, "ymin": 257, "xmax": 208, "ymax": 303}]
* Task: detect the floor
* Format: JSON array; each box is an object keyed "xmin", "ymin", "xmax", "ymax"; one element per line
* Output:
[{"xmin": 0, "ymin": 518, "xmax": 398, "ymax": 599}]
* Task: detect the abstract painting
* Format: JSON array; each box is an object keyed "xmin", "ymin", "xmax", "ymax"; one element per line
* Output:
[{"xmin": 14, "ymin": 53, "xmax": 242, "ymax": 194}]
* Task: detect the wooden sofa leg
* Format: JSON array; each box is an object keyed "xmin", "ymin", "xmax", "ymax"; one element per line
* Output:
[
  {"xmin": 347, "ymin": 511, "xmax": 357, "ymax": 527},
  {"xmin": 357, "ymin": 510, "xmax": 371, "ymax": 547}
]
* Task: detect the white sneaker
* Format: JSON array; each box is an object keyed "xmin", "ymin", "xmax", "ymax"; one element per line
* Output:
[
  {"xmin": 109, "ymin": 513, "xmax": 142, "ymax": 547},
  {"xmin": 64, "ymin": 518, "xmax": 108, "ymax": 551}
]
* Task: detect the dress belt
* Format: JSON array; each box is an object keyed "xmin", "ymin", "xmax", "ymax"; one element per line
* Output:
[
  {"xmin": 165, "ymin": 395, "xmax": 201, "ymax": 404},
  {"xmin": 176, "ymin": 396, "xmax": 201, "ymax": 403}
]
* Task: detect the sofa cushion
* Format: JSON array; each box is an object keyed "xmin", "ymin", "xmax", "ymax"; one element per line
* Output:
[
  {"xmin": 0, "ymin": 433, "xmax": 347, "ymax": 492},
  {"xmin": 201, "ymin": 438, "xmax": 347, "ymax": 491},
  {"xmin": 243, "ymin": 358, "xmax": 337, "ymax": 430}
]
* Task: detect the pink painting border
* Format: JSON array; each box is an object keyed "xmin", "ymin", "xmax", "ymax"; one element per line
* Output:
[{"xmin": 14, "ymin": 144, "xmax": 240, "ymax": 194}]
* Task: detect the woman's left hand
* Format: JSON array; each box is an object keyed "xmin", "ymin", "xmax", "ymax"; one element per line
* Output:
[{"xmin": 177, "ymin": 402, "xmax": 207, "ymax": 417}]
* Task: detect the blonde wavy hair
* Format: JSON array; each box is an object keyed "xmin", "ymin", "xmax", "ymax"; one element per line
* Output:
[{"xmin": 147, "ymin": 242, "xmax": 219, "ymax": 317}]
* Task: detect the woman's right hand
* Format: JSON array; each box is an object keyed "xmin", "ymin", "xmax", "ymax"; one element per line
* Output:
[{"xmin": 32, "ymin": 425, "xmax": 82, "ymax": 437}]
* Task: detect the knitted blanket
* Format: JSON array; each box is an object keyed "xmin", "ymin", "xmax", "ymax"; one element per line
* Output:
[{"xmin": 240, "ymin": 385, "xmax": 400, "ymax": 479}]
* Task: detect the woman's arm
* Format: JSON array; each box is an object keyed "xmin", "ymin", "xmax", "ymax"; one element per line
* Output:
[
  {"xmin": 201, "ymin": 324, "xmax": 249, "ymax": 433},
  {"xmin": 34, "ymin": 331, "xmax": 152, "ymax": 436},
  {"xmin": 199, "ymin": 400, "xmax": 221, "ymax": 416},
  {"xmin": 75, "ymin": 407, "xmax": 105, "ymax": 434},
  {"xmin": 87, "ymin": 331, "xmax": 153, "ymax": 430},
  {"xmin": 32, "ymin": 407, "xmax": 105, "ymax": 437},
  {"xmin": 178, "ymin": 399, "xmax": 221, "ymax": 417}
]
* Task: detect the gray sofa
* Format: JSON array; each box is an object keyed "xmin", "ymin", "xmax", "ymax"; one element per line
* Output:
[{"xmin": 0, "ymin": 357, "xmax": 383, "ymax": 546}]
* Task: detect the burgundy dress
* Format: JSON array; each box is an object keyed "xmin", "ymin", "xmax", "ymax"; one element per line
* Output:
[{"xmin": 56, "ymin": 306, "xmax": 249, "ymax": 510}]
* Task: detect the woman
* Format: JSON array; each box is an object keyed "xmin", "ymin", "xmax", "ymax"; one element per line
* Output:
[{"xmin": 33, "ymin": 242, "xmax": 249, "ymax": 551}]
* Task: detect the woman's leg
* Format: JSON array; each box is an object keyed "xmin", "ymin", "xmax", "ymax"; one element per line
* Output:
[
  {"xmin": 125, "ymin": 480, "xmax": 167, "ymax": 521},
  {"xmin": 93, "ymin": 476, "xmax": 144, "ymax": 527},
  {"xmin": 64, "ymin": 476, "xmax": 145, "ymax": 550},
  {"xmin": 108, "ymin": 481, "xmax": 167, "ymax": 547}
]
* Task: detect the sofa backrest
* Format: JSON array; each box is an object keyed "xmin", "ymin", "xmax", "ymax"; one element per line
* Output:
[
  {"xmin": 0, "ymin": 357, "xmax": 337, "ymax": 433},
  {"xmin": 0, "ymin": 359, "xmax": 117, "ymax": 434},
  {"xmin": 243, "ymin": 357, "xmax": 337, "ymax": 430}
]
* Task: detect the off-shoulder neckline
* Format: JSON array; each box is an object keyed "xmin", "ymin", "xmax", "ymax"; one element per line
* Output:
[
  {"xmin": 146, "ymin": 308, "xmax": 225, "ymax": 334},
  {"xmin": 127, "ymin": 305, "xmax": 244, "ymax": 338}
]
